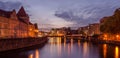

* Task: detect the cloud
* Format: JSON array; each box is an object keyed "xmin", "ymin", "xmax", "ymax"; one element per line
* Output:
[
  {"xmin": 55, "ymin": 0, "xmax": 120, "ymax": 27},
  {"xmin": 1, "ymin": 0, "xmax": 120, "ymax": 29},
  {"xmin": 0, "ymin": 1, "xmax": 22, "ymax": 11}
]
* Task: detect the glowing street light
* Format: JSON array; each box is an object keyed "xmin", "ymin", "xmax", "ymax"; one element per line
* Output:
[
  {"xmin": 34, "ymin": 29, "xmax": 39, "ymax": 32},
  {"xmin": 29, "ymin": 28, "xmax": 32, "ymax": 31},
  {"xmin": 104, "ymin": 34, "xmax": 107, "ymax": 38},
  {"xmin": 116, "ymin": 35, "xmax": 119, "ymax": 38},
  {"xmin": 116, "ymin": 35, "xmax": 119, "ymax": 41},
  {"xmin": 104, "ymin": 34, "xmax": 107, "ymax": 40}
]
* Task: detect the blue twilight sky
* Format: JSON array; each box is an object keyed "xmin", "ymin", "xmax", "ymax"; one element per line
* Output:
[{"xmin": 0, "ymin": 0, "xmax": 120, "ymax": 29}]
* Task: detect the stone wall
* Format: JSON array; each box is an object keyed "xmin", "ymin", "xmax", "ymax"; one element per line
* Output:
[{"xmin": 0, "ymin": 37, "xmax": 48, "ymax": 52}]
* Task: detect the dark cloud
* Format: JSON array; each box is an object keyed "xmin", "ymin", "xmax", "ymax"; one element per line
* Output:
[
  {"xmin": 0, "ymin": 1, "xmax": 22, "ymax": 11},
  {"xmin": 55, "ymin": 1, "xmax": 120, "ymax": 27}
]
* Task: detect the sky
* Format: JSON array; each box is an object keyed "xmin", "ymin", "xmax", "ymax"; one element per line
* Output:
[{"xmin": 0, "ymin": 0, "xmax": 120, "ymax": 30}]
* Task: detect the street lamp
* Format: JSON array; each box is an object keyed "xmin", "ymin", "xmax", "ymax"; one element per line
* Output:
[
  {"xmin": 116, "ymin": 35, "xmax": 119, "ymax": 38},
  {"xmin": 104, "ymin": 34, "xmax": 107, "ymax": 40},
  {"xmin": 116, "ymin": 35, "xmax": 119, "ymax": 41},
  {"xmin": 34, "ymin": 29, "xmax": 39, "ymax": 32}
]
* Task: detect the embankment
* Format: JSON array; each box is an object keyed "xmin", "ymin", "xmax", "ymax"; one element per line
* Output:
[{"xmin": 0, "ymin": 37, "xmax": 48, "ymax": 52}]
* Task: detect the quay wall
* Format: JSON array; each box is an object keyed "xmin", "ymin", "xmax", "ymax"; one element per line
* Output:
[
  {"xmin": 0, "ymin": 37, "xmax": 48, "ymax": 52},
  {"xmin": 66, "ymin": 37, "xmax": 120, "ymax": 45},
  {"xmin": 96, "ymin": 40, "xmax": 120, "ymax": 45}
]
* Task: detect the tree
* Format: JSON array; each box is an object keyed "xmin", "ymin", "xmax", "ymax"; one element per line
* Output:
[
  {"xmin": 100, "ymin": 8, "xmax": 120, "ymax": 34},
  {"xmin": 100, "ymin": 16, "xmax": 115, "ymax": 34}
]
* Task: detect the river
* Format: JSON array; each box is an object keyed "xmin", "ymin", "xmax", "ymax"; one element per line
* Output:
[{"xmin": 0, "ymin": 37, "xmax": 120, "ymax": 58}]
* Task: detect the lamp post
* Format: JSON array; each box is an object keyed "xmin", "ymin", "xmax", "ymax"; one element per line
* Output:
[{"xmin": 116, "ymin": 35, "xmax": 119, "ymax": 41}]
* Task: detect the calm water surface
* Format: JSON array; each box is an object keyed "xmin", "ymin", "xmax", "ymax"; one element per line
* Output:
[{"xmin": 1, "ymin": 37, "xmax": 120, "ymax": 58}]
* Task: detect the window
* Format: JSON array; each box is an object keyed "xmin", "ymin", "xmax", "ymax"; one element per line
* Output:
[
  {"xmin": 0, "ymin": 29, "xmax": 1, "ymax": 36},
  {"xmin": 0, "ymin": 23, "xmax": 2, "ymax": 28}
]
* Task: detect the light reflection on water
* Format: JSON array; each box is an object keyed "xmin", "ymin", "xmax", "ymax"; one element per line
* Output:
[
  {"xmin": 1, "ymin": 37, "xmax": 120, "ymax": 58},
  {"xmin": 103, "ymin": 44, "xmax": 107, "ymax": 58},
  {"xmin": 27, "ymin": 37, "xmax": 120, "ymax": 58},
  {"xmin": 83, "ymin": 42, "xmax": 89, "ymax": 58},
  {"xmin": 115, "ymin": 46, "xmax": 119, "ymax": 58},
  {"xmin": 29, "ymin": 53, "xmax": 33, "ymax": 58},
  {"xmin": 35, "ymin": 49, "xmax": 39, "ymax": 58}
]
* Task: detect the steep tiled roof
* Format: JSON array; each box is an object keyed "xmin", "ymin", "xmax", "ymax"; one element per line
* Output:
[
  {"xmin": 0, "ymin": 9, "xmax": 12, "ymax": 18},
  {"xmin": 17, "ymin": 6, "xmax": 29, "ymax": 24},
  {"xmin": 29, "ymin": 22, "xmax": 33, "ymax": 25},
  {"xmin": 0, "ymin": 6, "xmax": 30, "ymax": 24},
  {"xmin": 18, "ymin": 17, "xmax": 28, "ymax": 24},
  {"xmin": 17, "ymin": 6, "xmax": 28, "ymax": 17}
]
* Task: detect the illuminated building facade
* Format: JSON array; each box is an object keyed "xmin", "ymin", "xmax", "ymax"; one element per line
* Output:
[
  {"xmin": 78, "ymin": 23, "xmax": 100, "ymax": 36},
  {"xmin": 0, "ymin": 6, "xmax": 38, "ymax": 38},
  {"xmin": 99, "ymin": 8, "xmax": 120, "ymax": 41},
  {"xmin": 88, "ymin": 23, "xmax": 100, "ymax": 36},
  {"xmin": 78, "ymin": 26, "xmax": 89, "ymax": 36}
]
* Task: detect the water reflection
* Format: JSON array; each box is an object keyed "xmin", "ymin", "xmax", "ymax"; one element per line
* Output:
[
  {"xmin": 49, "ymin": 37, "xmax": 62, "ymax": 44},
  {"xmin": 57, "ymin": 38, "xmax": 61, "ymax": 56},
  {"xmin": 28, "ymin": 49, "xmax": 39, "ymax": 58},
  {"xmin": 2, "ymin": 37, "xmax": 120, "ymax": 58},
  {"xmin": 103, "ymin": 44, "xmax": 107, "ymax": 58},
  {"xmin": 115, "ymin": 46, "xmax": 119, "ymax": 58},
  {"xmin": 29, "ymin": 54, "xmax": 33, "ymax": 58},
  {"xmin": 83, "ymin": 42, "xmax": 89, "ymax": 58},
  {"xmin": 78, "ymin": 40, "xmax": 80, "ymax": 47},
  {"xmin": 67, "ymin": 43, "xmax": 71, "ymax": 56},
  {"xmin": 35, "ymin": 49, "xmax": 39, "ymax": 58}
]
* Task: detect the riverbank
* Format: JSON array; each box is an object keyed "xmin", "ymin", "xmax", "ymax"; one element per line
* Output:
[
  {"xmin": 95, "ymin": 40, "xmax": 120, "ymax": 46},
  {"xmin": 72, "ymin": 37, "xmax": 120, "ymax": 46},
  {"xmin": 0, "ymin": 37, "xmax": 48, "ymax": 52},
  {"xmin": 85, "ymin": 37, "xmax": 120, "ymax": 46}
]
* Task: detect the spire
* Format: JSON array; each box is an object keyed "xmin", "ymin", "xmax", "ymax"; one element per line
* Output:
[{"xmin": 17, "ymin": 6, "xmax": 28, "ymax": 17}]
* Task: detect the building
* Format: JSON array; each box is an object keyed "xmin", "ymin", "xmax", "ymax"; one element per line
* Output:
[
  {"xmin": 49, "ymin": 28, "xmax": 66, "ymax": 36},
  {"xmin": 99, "ymin": 8, "xmax": 120, "ymax": 41},
  {"xmin": 28, "ymin": 23, "xmax": 39, "ymax": 37},
  {"xmin": 88, "ymin": 23, "xmax": 100, "ymax": 36},
  {"xmin": 78, "ymin": 23, "xmax": 100, "ymax": 36},
  {"xmin": 100, "ymin": 17, "xmax": 109, "ymax": 23},
  {"xmin": 78, "ymin": 26, "xmax": 89, "ymax": 36},
  {"xmin": 34, "ymin": 23, "xmax": 39, "ymax": 37},
  {"xmin": 38, "ymin": 31, "xmax": 48, "ymax": 37},
  {"xmin": 0, "ymin": 6, "xmax": 39, "ymax": 39}
]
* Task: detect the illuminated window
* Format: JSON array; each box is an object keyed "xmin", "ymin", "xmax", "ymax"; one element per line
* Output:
[{"xmin": 0, "ymin": 30, "xmax": 1, "ymax": 36}]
